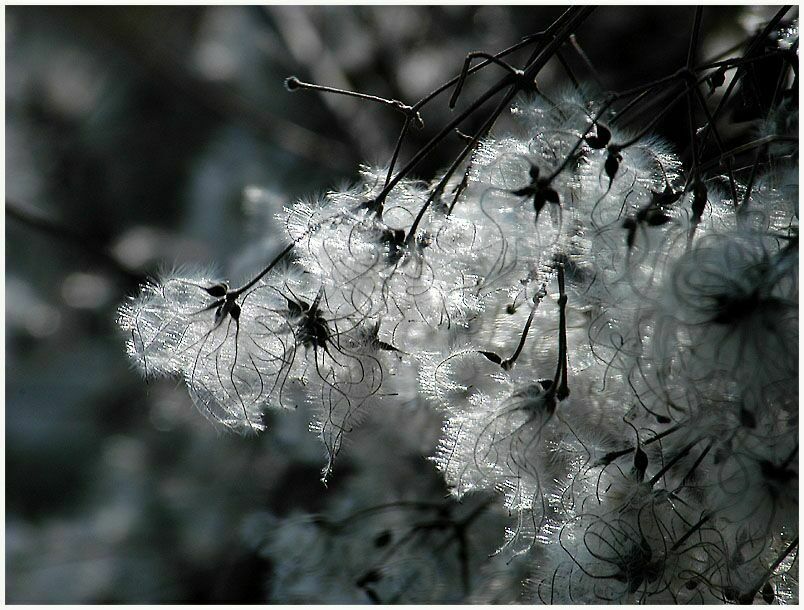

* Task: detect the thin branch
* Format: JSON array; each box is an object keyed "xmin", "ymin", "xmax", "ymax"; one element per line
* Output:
[{"xmin": 6, "ymin": 200, "xmax": 143, "ymax": 284}]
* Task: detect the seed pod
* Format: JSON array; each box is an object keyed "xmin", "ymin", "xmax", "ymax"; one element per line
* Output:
[
  {"xmin": 214, "ymin": 304, "xmax": 225, "ymax": 325},
  {"xmin": 691, "ymin": 180, "xmax": 708, "ymax": 222},
  {"xmin": 594, "ymin": 450, "xmax": 621, "ymax": 467},
  {"xmin": 585, "ymin": 123, "xmax": 612, "ymax": 149},
  {"xmin": 634, "ymin": 447, "xmax": 648, "ymax": 481},
  {"xmin": 377, "ymin": 340, "xmax": 399, "ymax": 352},
  {"xmin": 479, "ymin": 350, "xmax": 503, "ymax": 365},
  {"xmin": 605, "ymin": 149, "xmax": 622, "ymax": 185},
  {"xmin": 356, "ymin": 569, "xmax": 382, "ymax": 587},
  {"xmin": 205, "ymin": 283, "xmax": 228, "ymax": 297},
  {"xmin": 374, "ymin": 530, "xmax": 392, "ymax": 548},
  {"xmin": 651, "ymin": 184, "xmax": 682, "ymax": 207},
  {"xmin": 739, "ymin": 406, "xmax": 757, "ymax": 428},
  {"xmin": 543, "ymin": 187, "xmax": 560, "ymax": 204},
  {"xmin": 643, "ymin": 207, "xmax": 672, "ymax": 227},
  {"xmin": 623, "ymin": 218, "xmax": 637, "ymax": 249}
]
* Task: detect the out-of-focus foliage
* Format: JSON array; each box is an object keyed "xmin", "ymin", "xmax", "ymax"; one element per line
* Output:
[{"xmin": 6, "ymin": 5, "xmax": 795, "ymax": 603}]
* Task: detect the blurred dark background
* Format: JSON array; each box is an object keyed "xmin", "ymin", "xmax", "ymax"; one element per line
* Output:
[{"xmin": 6, "ymin": 5, "xmax": 785, "ymax": 602}]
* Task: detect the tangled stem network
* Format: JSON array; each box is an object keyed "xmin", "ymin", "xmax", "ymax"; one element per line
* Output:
[{"xmin": 120, "ymin": 6, "xmax": 798, "ymax": 602}]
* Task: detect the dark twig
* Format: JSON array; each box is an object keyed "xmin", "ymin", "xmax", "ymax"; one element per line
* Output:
[{"xmin": 6, "ymin": 200, "xmax": 143, "ymax": 284}]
